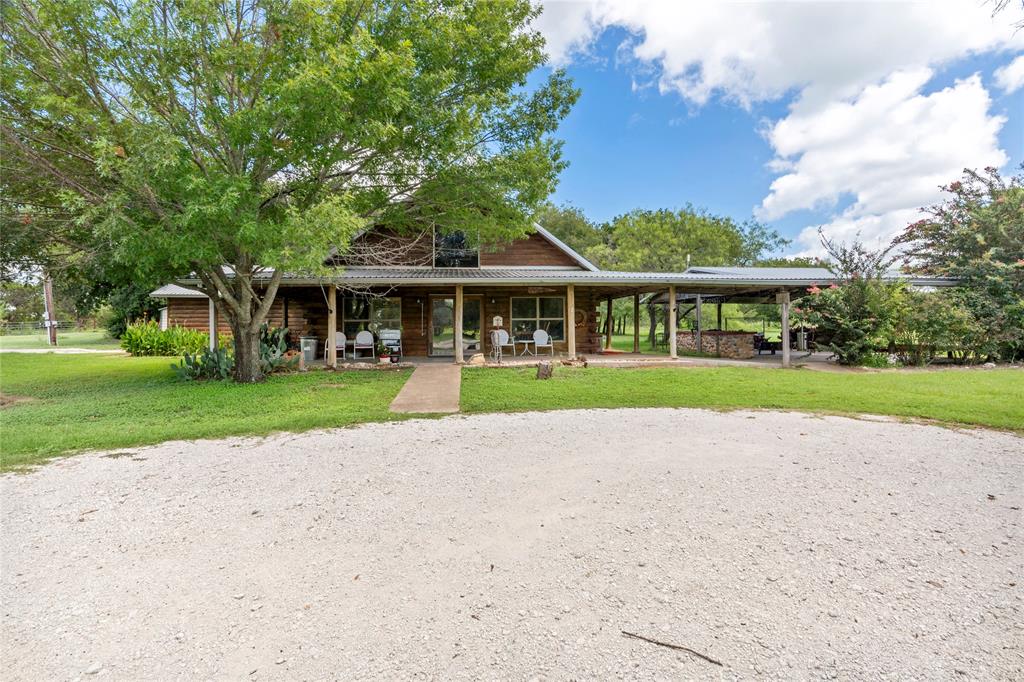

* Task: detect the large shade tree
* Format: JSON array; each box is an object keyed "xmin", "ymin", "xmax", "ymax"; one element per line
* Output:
[{"xmin": 1, "ymin": 0, "xmax": 578, "ymax": 380}]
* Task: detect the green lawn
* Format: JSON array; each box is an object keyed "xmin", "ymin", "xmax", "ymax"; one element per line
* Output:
[
  {"xmin": 0, "ymin": 353, "xmax": 411, "ymax": 470},
  {"xmin": 462, "ymin": 365, "xmax": 1024, "ymax": 431},
  {"xmin": 2, "ymin": 353, "xmax": 1021, "ymax": 471},
  {"xmin": 0, "ymin": 329, "xmax": 121, "ymax": 350}
]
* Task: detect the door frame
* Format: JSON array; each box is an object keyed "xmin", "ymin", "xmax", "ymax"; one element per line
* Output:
[{"xmin": 428, "ymin": 294, "xmax": 483, "ymax": 357}]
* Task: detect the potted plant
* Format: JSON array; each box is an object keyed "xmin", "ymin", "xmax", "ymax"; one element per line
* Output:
[{"xmin": 376, "ymin": 341, "xmax": 391, "ymax": 364}]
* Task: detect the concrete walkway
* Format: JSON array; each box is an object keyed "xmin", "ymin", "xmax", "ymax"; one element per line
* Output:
[{"xmin": 389, "ymin": 363, "xmax": 461, "ymax": 413}]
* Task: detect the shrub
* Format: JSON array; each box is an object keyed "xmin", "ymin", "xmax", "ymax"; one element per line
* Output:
[
  {"xmin": 259, "ymin": 325, "xmax": 298, "ymax": 373},
  {"xmin": 859, "ymin": 352, "xmax": 893, "ymax": 368},
  {"xmin": 173, "ymin": 346, "xmax": 234, "ymax": 380},
  {"xmin": 120, "ymin": 320, "xmax": 207, "ymax": 356},
  {"xmin": 794, "ymin": 279, "xmax": 902, "ymax": 366},
  {"xmin": 893, "ymin": 291, "xmax": 988, "ymax": 365},
  {"xmin": 171, "ymin": 324, "xmax": 295, "ymax": 380}
]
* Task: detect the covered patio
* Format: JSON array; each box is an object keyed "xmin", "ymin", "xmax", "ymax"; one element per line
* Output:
[{"xmin": 158, "ymin": 266, "xmax": 956, "ymax": 370}]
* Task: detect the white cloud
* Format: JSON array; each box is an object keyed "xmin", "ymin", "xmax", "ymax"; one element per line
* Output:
[
  {"xmin": 535, "ymin": 1, "xmax": 1024, "ymax": 110},
  {"xmin": 533, "ymin": 1, "xmax": 1022, "ymax": 256},
  {"xmin": 769, "ymin": 71, "xmax": 1008, "ymax": 255},
  {"xmin": 760, "ymin": 70, "xmax": 1007, "ymax": 215},
  {"xmin": 994, "ymin": 54, "xmax": 1024, "ymax": 93}
]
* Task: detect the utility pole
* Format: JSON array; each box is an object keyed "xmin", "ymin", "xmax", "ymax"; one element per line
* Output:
[{"xmin": 42, "ymin": 274, "xmax": 57, "ymax": 346}]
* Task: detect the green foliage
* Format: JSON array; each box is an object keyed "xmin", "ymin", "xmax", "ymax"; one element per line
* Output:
[
  {"xmin": 2, "ymin": 0, "xmax": 578, "ymax": 382},
  {"xmin": 893, "ymin": 291, "xmax": 988, "ymax": 365},
  {"xmin": 602, "ymin": 206, "xmax": 788, "ymax": 271},
  {"xmin": 0, "ymin": 281, "xmax": 44, "ymax": 324},
  {"xmin": 894, "ymin": 167, "xmax": 1024, "ymax": 360},
  {"xmin": 794, "ymin": 281, "xmax": 902, "ymax": 366},
  {"xmin": 120, "ymin": 320, "xmax": 207, "ymax": 356},
  {"xmin": 534, "ymin": 203, "xmax": 790, "ymax": 272},
  {"xmin": 533, "ymin": 202, "xmax": 608, "ymax": 265},
  {"xmin": 102, "ymin": 284, "xmax": 163, "ymax": 338},
  {"xmin": 173, "ymin": 347, "xmax": 234, "ymax": 381},
  {"xmin": 172, "ymin": 324, "xmax": 295, "ymax": 380},
  {"xmin": 858, "ymin": 353, "xmax": 893, "ymax": 369},
  {"xmin": 259, "ymin": 324, "xmax": 298, "ymax": 374}
]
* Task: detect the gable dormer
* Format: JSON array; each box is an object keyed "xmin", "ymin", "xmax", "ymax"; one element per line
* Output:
[
  {"xmin": 330, "ymin": 223, "xmax": 598, "ymax": 270},
  {"xmin": 479, "ymin": 225, "xmax": 596, "ymax": 270}
]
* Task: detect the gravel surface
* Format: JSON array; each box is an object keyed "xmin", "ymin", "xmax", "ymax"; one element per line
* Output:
[{"xmin": 2, "ymin": 409, "xmax": 1021, "ymax": 680}]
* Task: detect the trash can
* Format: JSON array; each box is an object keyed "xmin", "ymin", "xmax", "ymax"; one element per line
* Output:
[{"xmin": 300, "ymin": 336, "xmax": 318, "ymax": 365}]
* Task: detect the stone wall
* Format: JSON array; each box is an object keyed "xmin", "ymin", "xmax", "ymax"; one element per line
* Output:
[{"xmin": 676, "ymin": 330, "xmax": 756, "ymax": 359}]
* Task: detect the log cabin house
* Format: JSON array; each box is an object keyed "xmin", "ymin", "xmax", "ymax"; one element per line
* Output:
[{"xmin": 152, "ymin": 224, "xmax": 957, "ymax": 366}]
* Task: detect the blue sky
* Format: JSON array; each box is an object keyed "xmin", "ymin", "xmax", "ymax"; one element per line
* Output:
[{"xmin": 530, "ymin": 1, "xmax": 1024, "ymax": 256}]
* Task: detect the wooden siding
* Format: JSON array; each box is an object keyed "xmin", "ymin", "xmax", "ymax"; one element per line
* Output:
[
  {"xmin": 166, "ymin": 298, "xmax": 231, "ymax": 334},
  {"xmin": 165, "ymin": 285, "xmax": 603, "ymax": 356},
  {"xmin": 480, "ymin": 232, "xmax": 581, "ymax": 268}
]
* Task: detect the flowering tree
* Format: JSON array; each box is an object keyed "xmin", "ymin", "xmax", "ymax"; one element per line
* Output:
[{"xmin": 893, "ymin": 167, "xmax": 1024, "ymax": 361}]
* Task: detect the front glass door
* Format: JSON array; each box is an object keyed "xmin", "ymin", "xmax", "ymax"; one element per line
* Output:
[{"xmin": 430, "ymin": 297, "xmax": 481, "ymax": 356}]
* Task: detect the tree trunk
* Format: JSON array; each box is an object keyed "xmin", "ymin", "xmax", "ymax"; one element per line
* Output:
[
  {"xmin": 231, "ymin": 321, "xmax": 263, "ymax": 383},
  {"xmin": 197, "ymin": 265, "xmax": 283, "ymax": 383}
]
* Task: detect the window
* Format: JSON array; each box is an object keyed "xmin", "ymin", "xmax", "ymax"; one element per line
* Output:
[
  {"xmin": 434, "ymin": 229, "xmax": 479, "ymax": 268},
  {"xmin": 510, "ymin": 296, "xmax": 564, "ymax": 340},
  {"xmin": 342, "ymin": 297, "xmax": 401, "ymax": 338}
]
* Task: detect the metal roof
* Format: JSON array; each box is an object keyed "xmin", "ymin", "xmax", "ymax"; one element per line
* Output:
[
  {"xmin": 686, "ymin": 266, "xmax": 836, "ymax": 279},
  {"xmin": 150, "ymin": 283, "xmax": 207, "ymax": 298},
  {"xmin": 155, "ymin": 266, "xmax": 959, "ymax": 296}
]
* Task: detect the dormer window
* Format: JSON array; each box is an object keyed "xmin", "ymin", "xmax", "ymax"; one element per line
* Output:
[{"xmin": 433, "ymin": 229, "xmax": 478, "ymax": 268}]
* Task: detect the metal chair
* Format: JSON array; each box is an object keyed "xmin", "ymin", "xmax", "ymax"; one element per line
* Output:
[
  {"xmin": 353, "ymin": 330, "xmax": 375, "ymax": 359},
  {"xmin": 533, "ymin": 328, "xmax": 554, "ymax": 356},
  {"xmin": 323, "ymin": 331, "xmax": 346, "ymax": 362},
  {"xmin": 490, "ymin": 329, "xmax": 516, "ymax": 362},
  {"xmin": 378, "ymin": 328, "xmax": 402, "ymax": 360}
]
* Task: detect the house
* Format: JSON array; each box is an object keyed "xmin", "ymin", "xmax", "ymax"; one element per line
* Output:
[{"xmin": 151, "ymin": 225, "xmax": 957, "ymax": 366}]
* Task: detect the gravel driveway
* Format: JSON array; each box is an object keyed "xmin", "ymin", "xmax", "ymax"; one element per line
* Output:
[{"xmin": 2, "ymin": 409, "xmax": 1021, "ymax": 680}]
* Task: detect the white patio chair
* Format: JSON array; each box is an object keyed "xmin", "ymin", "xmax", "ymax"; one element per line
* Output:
[
  {"xmin": 379, "ymin": 328, "xmax": 402, "ymax": 359},
  {"xmin": 490, "ymin": 329, "xmax": 516, "ymax": 362},
  {"xmin": 533, "ymin": 328, "xmax": 554, "ymax": 356},
  {"xmin": 353, "ymin": 330, "xmax": 375, "ymax": 359},
  {"xmin": 323, "ymin": 331, "xmax": 346, "ymax": 362}
]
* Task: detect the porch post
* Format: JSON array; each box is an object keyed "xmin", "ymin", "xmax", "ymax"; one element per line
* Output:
[
  {"xmin": 327, "ymin": 285, "xmax": 337, "ymax": 368},
  {"xmin": 778, "ymin": 291, "xmax": 791, "ymax": 368},
  {"xmin": 668, "ymin": 285, "xmax": 677, "ymax": 359},
  {"xmin": 604, "ymin": 296, "xmax": 613, "ymax": 350},
  {"xmin": 454, "ymin": 284, "xmax": 464, "ymax": 364},
  {"xmin": 632, "ymin": 293, "xmax": 640, "ymax": 353},
  {"xmin": 695, "ymin": 294, "xmax": 703, "ymax": 354},
  {"xmin": 717, "ymin": 302, "xmax": 723, "ymax": 330},
  {"xmin": 208, "ymin": 298, "xmax": 218, "ymax": 351},
  {"xmin": 566, "ymin": 284, "xmax": 576, "ymax": 358}
]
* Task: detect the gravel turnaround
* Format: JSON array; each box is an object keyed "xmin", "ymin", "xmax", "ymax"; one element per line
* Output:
[{"xmin": 2, "ymin": 409, "xmax": 1021, "ymax": 680}]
